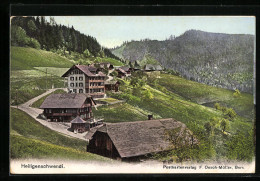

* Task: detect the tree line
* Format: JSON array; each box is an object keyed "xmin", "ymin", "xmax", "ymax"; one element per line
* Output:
[{"xmin": 11, "ymin": 16, "xmax": 120, "ymax": 60}]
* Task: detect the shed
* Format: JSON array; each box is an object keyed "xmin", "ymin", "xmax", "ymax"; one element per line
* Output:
[{"xmin": 70, "ymin": 116, "xmax": 86, "ymax": 133}]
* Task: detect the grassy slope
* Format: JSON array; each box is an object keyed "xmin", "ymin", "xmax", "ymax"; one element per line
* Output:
[
  {"xmin": 96, "ymin": 74, "xmax": 253, "ymax": 159},
  {"xmin": 10, "ymin": 108, "xmax": 86, "ymax": 151},
  {"xmin": 93, "ymin": 102, "xmax": 161, "ymax": 123},
  {"xmin": 10, "ymin": 135, "xmax": 110, "ymax": 161},
  {"xmin": 10, "ymin": 108, "xmax": 110, "ymax": 161},
  {"xmin": 31, "ymin": 89, "xmax": 66, "ymax": 108},
  {"xmin": 11, "ymin": 46, "xmax": 74, "ymax": 70},
  {"xmin": 111, "ymin": 45, "xmax": 126, "ymax": 59},
  {"xmin": 10, "ymin": 47, "xmax": 71, "ymax": 105},
  {"xmin": 157, "ymin": 73, "xmax": 254, "ymax": 119}
]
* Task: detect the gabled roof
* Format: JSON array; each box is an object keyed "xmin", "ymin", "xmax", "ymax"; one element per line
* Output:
[
  {"xmin": 40, "ymin": 93, "xmax": 94, "ymax": 109},
  {"xmin": 104, "ymin": 80, "xmax": 119, "ymax": 85},
  {"xmin": 144, "ymin": 64, "xmax": 163, "ymax": 71},
  {"xmin": 117, "ymin": 68, "xmax": 127, "ymax": 74},
  {"xmin": 71, "ymin": 116, "xmax": 86, "ymax": 124},
  {"xmin": 62, "ymin": 65, "xmax": 106, "ymax": 77},
  {"xmin": 90, "ymin": 118, "xmax": 198, "ymax": 158}
]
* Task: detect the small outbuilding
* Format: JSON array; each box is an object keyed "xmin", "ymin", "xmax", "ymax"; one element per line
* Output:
[{"xmin": 70, "ymin": 116, "xmax": 86, "ymax": 133}]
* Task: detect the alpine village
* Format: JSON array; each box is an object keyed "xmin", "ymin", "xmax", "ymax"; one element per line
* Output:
[{"xmin": 10, "ymin": 17, "xmax": 255, "ymax": 163}]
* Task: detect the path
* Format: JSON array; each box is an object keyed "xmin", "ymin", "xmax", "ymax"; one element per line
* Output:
[{"xmin": 12, "ymin": 88, "xmax": 88, "ymax": 141}]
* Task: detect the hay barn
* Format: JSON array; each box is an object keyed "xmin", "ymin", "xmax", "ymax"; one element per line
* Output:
[{"xmin": 86, "ymin": 118, "xmax": 198, "ymax": 161}]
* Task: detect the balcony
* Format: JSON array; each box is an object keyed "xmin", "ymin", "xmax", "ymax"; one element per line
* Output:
[
  {"xmin": 86, "ymin": 85, "xmax": 104, "ymax": 88},
  {"xmin": 86, "ymin": 79, "xmax": 104, "ymax": 83},
  {"xmin": 45, "ymin": 113, "xmax": 75, "ymax": 117}
]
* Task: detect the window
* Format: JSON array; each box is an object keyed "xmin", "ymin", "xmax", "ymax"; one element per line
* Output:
[
  {"xmin": 79, "ymin": 89, "xmax": 83, "ymax": 93},
  {"xmin": 79, "ymin": 77, "xmax": 83, "ymax": 81},
  {"xmin": 70, "ymin": 83, "xmax": 74, "ymax": 87},
  {"xmin": 73, "ymin": 89, "xmax": 77, "ymax": 93},
  {"xmin": 70, "ymin": 77, "xmax": 74, "ymax": 81},
  {"xmin": 76, "ymin": 83, "xmax": 78, "ymax": 87},
  {"xmin": 75, "ymin": 77, "xmax": 77, "ymax": 81},
  {"xmin": 79, "ymin": 83, "xmax": 83, "ymax": 87}
]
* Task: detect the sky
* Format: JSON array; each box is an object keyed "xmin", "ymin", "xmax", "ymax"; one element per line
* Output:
[{"xmin": 46, "ymin": 16, "xmax": 255, "ymax": 49}]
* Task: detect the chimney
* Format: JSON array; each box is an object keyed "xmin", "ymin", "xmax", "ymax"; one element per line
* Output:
[{"xmin": 148, "ymin": 115, "xmax": 153, "ymax": 120}]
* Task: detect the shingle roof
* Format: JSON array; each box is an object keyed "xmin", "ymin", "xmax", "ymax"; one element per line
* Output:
[
  {"xmin": 40, "ymin": 93, "xmax": 90, "ymax": 109},
  {"xmin": 62, "ymin": 65, "xmax": 106, "ymax": 77},
  {"xmin": 117, "ymin": 68, "xmax": 127, "ymax": 74},
  {"xmin": 91, "ymin": 118, "xmax": 198, "ymax": 158},
  {"xmin": 104, "ymin": 80, "xmax": 119, "ymax": 85},
  {"xmin": 71, "ymin": 116, "xmax": 86, "ymax": 123}
]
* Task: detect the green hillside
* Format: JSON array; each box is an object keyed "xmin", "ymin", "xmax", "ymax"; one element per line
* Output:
[
  {"xmin": 10, "ymin": 108, "xmax": 110, "ymax": 161},
  {"xmin": 95, "ymin": 72, "xmax": 254, "ymax": 161},
  {"xmin": 11, "ymin": 46, "xmax": 74, "ymax": 70}
]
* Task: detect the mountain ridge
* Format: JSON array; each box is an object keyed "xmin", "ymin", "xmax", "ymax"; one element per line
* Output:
[{"xmin": 111, "ymin": 30, "xmax": 254, "ymax": 93}]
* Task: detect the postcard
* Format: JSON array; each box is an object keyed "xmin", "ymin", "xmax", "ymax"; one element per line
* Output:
[{"xmin": 10, "ymin": 16, "xmax": 255, "ymax": 174}]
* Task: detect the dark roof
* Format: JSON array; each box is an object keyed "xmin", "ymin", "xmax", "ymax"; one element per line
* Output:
[
  {"xmin": 144, "ymin": 64, "xmax": 163, "ymax": 71},
  {"xmin": 90, "ymin": 118, "xmax": 198, "ymax": 158},
  {"xmin": 40, "ymin": 93, "xmax": 93, "ymax": 109},
  {"xmin": 104, "ymin": 80, "xmax": 119, "ymax": 85},
  {"xmin": 117, "ymin": 68, "xmax": 127, "ymax": 74},
  {"xmin": 62, "ymin": 65, "xmax": 106, "ymax": 77},
  {"xmin": 71, "ymin": 116, "xmax": 86, "ymax": 123}
]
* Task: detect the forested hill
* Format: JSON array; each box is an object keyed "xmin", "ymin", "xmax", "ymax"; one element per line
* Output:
[
  {"xmin": 11, "ymin": 16, "xmax": 119, "ymax": 60},
  {"xmin": 111, "ymin": 30, "xmax": 254, "ymax": 94}
]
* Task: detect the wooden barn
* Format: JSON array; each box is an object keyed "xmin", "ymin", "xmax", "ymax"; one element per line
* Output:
[
  {"xmin": 40, "ymin": 93, "xmax": 96, "ymax": 122},
  {"xmin": 104, "ymin": 80, "xmax": 120, "ymax": 92},
  {"xmin": 86, "ymin": 118, "xmax": 198, "ymax": 161}
]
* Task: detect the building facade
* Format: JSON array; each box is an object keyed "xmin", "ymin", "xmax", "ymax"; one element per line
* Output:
[
  {"xmin": 40, "ymin": 93, "xmax": 96, "ymax": 122},
  {"xmin": 62, "ymin": 65, "xmax": 106, "ymax": 98}
]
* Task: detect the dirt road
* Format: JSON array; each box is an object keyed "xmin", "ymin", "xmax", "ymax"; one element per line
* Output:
[{"xmin": 12, "ymin": 88, "xmax": 88, "ymax": 141}]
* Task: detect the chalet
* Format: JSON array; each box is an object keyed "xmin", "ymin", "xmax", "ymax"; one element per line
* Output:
[
  {"xmin": 62, "ymin": 65, "xmax": 106, "ymax": 98},
  {"xmin": 87, "ymin": 117, "xmax": 198, "ymax": 161},
  {"xmin": 40, "ymin": 93, "xmax": 96, "ymax": 122},
  {"xmin": 143, "ymin": 64, "xmax": 163, "ymax": 72},
  {"xmin": 104, "ymin": 80, "xmax": 120, "ymax": 92},
  {"xmin": 116, "ymin": 68, "xmax": 127, "ymax": 78}
]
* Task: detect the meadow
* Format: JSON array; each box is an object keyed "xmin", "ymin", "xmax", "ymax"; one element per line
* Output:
[{"xmin": 10, "ymin": 108, "xmax": 111, "ymax": 161}]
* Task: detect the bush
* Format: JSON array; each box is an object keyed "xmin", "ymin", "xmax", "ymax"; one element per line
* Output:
[
  {"xmin": 220, "ymin": 118, "xmax": 230, "ymax": 133},
  {"xmin": 28, "ymin": 38, "xmax": 41, "ymax": 49},
  {"xmin": 226, "ymin": 130, "xmax": 255, "ymax": 162},
  {"xmin": 224, "ymin": 108, "xmax": 237, "ymax": 120},
  {"xmin": 214, "ymin": 103, "xmax": 221, "ymax": 110},
  {"xmin": 233, "ymin": 89, "xmax": 241, "ymax": 98}
]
